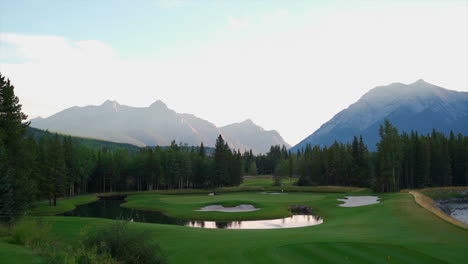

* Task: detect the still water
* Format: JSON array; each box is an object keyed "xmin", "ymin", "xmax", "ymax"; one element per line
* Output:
[
  {"xmin": 444, "ymin": 202, "xmax": 468, "ymax": 225},
  {"xmin": 61, "ymin": 200, "xmax": 323, "ymax": 229}
]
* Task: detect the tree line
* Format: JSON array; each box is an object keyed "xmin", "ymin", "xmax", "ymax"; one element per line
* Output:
[
  {"xmin": 87, "ymin": 135, "xmax": 243, "ymax": 193},
  {"xmin": 263, "ymin": 120, "xmax": 468, "ymax": 192},
  {"xmin": 16, "ymin": 133, "xmax": 244, "ymax": 206}
]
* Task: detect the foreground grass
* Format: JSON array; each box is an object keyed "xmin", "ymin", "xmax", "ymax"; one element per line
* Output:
[
  {"xmin": 33, "ymin": 192, "xmax": 468, "ymax": 264},
  {"xmin": 29, "ymin": 195, "xmax": 99, "ymax": 216},
  {"xmin": 7, "ymin": 189, "xmax": 468, "ymax": 264},
  {"xmin": 0, "ymin": 239, "xmax": 45, "ymax": 264}
]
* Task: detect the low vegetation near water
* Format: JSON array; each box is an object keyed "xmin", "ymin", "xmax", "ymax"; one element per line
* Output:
[{"xmin": 421, "ymin": 186, "xmax": 468, "ymax": 200}]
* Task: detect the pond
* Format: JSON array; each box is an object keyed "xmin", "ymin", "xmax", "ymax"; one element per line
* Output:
[
  {"xmin": 61, "ymin": 200, "xmax": 323, "ymax": 229},
  {"xmin": 443, "ymin": 202, "xmax": 468, "ymax": 225}
]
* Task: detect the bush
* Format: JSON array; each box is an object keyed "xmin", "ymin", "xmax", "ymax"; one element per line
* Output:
[
  {"xmin": 83, "ymin": 221, "xmax": 167, "ymax": 264},
  {"xmin": 10, "ymin": 217, "xmax": 52, "ymax": 248},
  {"xmin": 9, "ymin": 217, "xmax": 117, "ymax": 264}
]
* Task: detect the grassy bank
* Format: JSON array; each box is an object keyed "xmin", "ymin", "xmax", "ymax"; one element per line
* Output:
[
  {"xmin": 408, "ymin": 191, "xmax": 468, "ymax": 230},
  {"xmin": 29, "ymin": 195, "xmax": 99, "ymax": 216},
  {"xmin": 405, "ymin": 187, "xmax": 468, "ymax": 230}
]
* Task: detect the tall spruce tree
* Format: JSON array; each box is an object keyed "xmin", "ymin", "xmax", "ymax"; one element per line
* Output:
[
  {"xmin": 45, "ymin": 135, "xmax": 68, "ymax": 206},
  {"xmin": 376, "ymin": 120, "xmax": 403, "ymax": 192},
  {"xmin": 214, "ymin": 135, "xmax": 229, "ymax": 187},
  {"xmin": 0, "ymin": 73, "xmax": 36, "ymax": 223}
]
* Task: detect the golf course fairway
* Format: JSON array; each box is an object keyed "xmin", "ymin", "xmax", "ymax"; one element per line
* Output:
[{"xmin": 7, "ymin": 191, "xmax": 464, "ymax": 264}]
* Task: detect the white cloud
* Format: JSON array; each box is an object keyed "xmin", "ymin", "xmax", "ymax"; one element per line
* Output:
[
  {"xmin": 0, "ymin": 3, "xmax": 466, "ymax": 146},
  {"xmin": 261, "ymin": 9, "xmax": 289, "ymax": 25},
  {"xmin": 227, "ymin": 16, "xmax": 250, "ymax": 30}
]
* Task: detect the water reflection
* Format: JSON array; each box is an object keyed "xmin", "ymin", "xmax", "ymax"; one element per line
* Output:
[
  {"xmin": 186, "ymin": 214, "xmax": 323, "ymax": 229},
  {"xmin": 61, "ymin": 200, "xmax": 323, "ymax": 229}
]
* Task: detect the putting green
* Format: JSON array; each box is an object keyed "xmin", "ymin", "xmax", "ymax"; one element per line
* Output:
[{"xmin": 122, "ymin": 192, "xmax": 329, "ymax": 221}]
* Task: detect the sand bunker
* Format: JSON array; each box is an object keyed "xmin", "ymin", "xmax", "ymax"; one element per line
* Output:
[
  {"xmin": 260, "ymin": 192, "xmax": 287, "ymax": 195},
  {"xmin": 196, "ymin": 204, "xmax": 259, "ymax": 212},
  {"xmin": 337, "ymin": 196, "xmax": 380, "ymax": 207}
]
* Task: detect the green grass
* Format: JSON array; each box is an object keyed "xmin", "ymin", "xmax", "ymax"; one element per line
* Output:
[
  {"xmin": 28, "ymin": 195, "xmax": 99, "ymax": 216},
  {"xmin": 5, "ymin": 191, "xmax": 468, "ymax": 264},
  {"xmin": 0, "ymin": 238, "xmax": 45, "ymax": 264},
  {"xmin": 122, "ymin": 192, "xmax": 331, "ymax": 221},
  {"xmin": 240, "ymin": 176, "xmax": 297, "ymax": 187}
]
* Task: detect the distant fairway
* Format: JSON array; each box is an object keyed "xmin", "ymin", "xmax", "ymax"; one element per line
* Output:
[
  {"xmin": 240, "ymin": 175, "xmax": 297, "ymax": 187},
  {"xmin": 6, "ymin": 191, "xmax": 464, "ymax": 264}
]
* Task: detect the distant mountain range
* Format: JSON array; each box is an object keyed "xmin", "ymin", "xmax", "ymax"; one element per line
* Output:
[
  {"xmin": 291, "ymin": 79, "xmax": 468, "ymax": 152},
  {"xmin": 30, "ymin": 100, "xmax": 289, "ymax": 154}
]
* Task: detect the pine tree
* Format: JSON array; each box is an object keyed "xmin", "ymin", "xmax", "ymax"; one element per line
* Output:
[
  {"xmin": 214, "ymin": 135, "xmax": 229, "ymax": 187},
  {"xmin": 231, "ymin": 150, "xmax": 243, "ymax": 186},
  {"xmin": 376, "ymin": 119, "xmax": 403, "ymax": 192},
  {"xmin": 0, "ymin": 73, "xmax": 35, "ymax": 223},
  {"xmin": 248, "ymin": 161, "xmax": 258, "ymax": 176},
  {"xmin": 47, "ymin": 135, "xmax": 68, "ymax": 206},
  {"xmin": 199, "ymin": 142, "xmax": 206, "ymax": 157}
]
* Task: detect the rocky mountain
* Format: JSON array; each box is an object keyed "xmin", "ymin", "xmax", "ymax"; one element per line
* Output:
[
  {"xmin": 30, "ymin": 100, "xmax": 289, "ymax": 154},
  {"xmin": 220, "ymin": 119, "xmax": 291, "ymax": 153},
  {"xmin": 291, "ymin": 79, "xmax": 468, "ymax": 152}
]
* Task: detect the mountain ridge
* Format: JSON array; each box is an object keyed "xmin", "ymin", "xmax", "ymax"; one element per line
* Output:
[
  {"xmin": 291, "ymin": 80, "xmax": 468, "ymax": 152},
  {"xmin": 30, "ymin": 100, "xmax": 289, "ymax": 154}
]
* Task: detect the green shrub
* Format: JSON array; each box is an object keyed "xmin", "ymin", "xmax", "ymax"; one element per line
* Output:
[
  {"xmin": 10, "ymin": 217, "xmax": 52, "ymax": 248},
  {"xmin": 83, "ymin": 221, "xmax": 167, "ymax": 264},
  {"xmin": 9, "ymin": 217, "xmax": 118, "ymax": 264}
]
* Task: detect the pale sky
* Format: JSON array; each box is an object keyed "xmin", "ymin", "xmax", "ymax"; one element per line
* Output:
[{"xmin": 0, "ymin": 0, "xmax": 467, "ymax": 146}]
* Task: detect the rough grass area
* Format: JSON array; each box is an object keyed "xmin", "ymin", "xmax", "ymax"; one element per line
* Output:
[
  {"xmin": 0, "ymin": 238, "xmax": 45, "ymax": 264},
  {"xmin": 33, "ymin": 192, "xmax": 468, "ymax": 264},
  {"xmin": 29, "ymin": 195, "xmax": 99, "ymax": 216}
]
